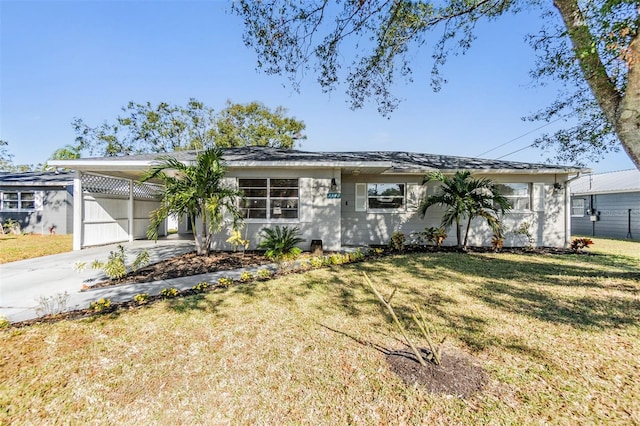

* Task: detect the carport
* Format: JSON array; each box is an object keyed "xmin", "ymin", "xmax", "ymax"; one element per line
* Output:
[
  {"xmin": 51, "ymin": 154, "xmax": 183, "ymax": 250},
  {"xmin": 71, "ymin": 172, "xmax": 165, "ymax": 250}
]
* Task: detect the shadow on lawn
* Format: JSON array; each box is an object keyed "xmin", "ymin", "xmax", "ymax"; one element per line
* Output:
[{"xmin": 359, "ymin": 252, "xmax": 640, "ymax": 334}]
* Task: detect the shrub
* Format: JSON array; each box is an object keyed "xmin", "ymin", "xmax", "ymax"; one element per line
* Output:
[
  {"xmin": 133, "ymin": 293, "xmax": 150, "ymax": 304},
  {"xmin": 0, "ymin": 316, "xmax": 10, "ymax": 330},
  {"xmin": 388, "ymin": 231, "xmax": 406, "ymax": 252},
  {"xmin": 424, "ymin": 227, "xmax": 448, "ymax": 246},
  {"xmin": 89, "ymin": 245, "xmax": 150, "ymax": 280},
  {"xmin": 256, "ymin": 269, "xmax": 272, "ymax": 280},
  {"xmin": 258, "ymin": 226, "xmax": 305, "ymax": 261},
  {"xmin": 160, "ymin": 287, "xmax": 180, "ymax": 298},
  {"xmin": 35, "ymin": 292, "xmax": 69, "ymax": 317},
  {"xmin": 191, "ymin": 282, "xmax": 210, "ymax": 292},
  {"xmin": 307, "ymin": 256, "xmax": 322, "ymax": 268},
  {"xmin": 491, "ymin": 234, "xmax": 504, "ymax": 251},
  {"xmin": 240, "ymin": 271, "xmax": 254, "ymax": 282},
  {"xmin": 514, "ymin": 222, "xmax": 535, "ymax": 248},
  {"xmin": 571, "ymin": 238, "xmax": 594, "ymax": 251},
  {"xmin": 218, "ymin": 277, "xmax": 233, "ymax": 287},
  {"xmin": 226, "ymin": 229, "xmax": 250, "ymax": 253},
  {"xmin": 89, "ymin": 298, "xmax": 112, "ymax": 312},
  {"xmin": 328, "ymin": 253, "xmax": 346, "ymax": 265},
  {"xmin": 131, "ymin": 249, "xmax": 150, "ymax": 272},
  {"xmin": 2, "ymin": 218, "xmax": 21, "ymax": 235}
]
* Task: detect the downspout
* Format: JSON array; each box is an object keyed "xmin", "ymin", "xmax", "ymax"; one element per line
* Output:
[{"xmin": 564, "ymin": 172, "xmax": 584, "ymax": 248}]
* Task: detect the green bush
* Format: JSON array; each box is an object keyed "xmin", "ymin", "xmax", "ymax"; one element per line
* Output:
[
  {"xmin": 191, "ymin": 282, "xmax": 210, "ymax": 292},
  {"xmin": 133, "ymin": 293, "xmax": 150, "ymax": 304},
  {"xmin": 218, "ymin": 277, "xmax": 233, "ymax": 287},
  {"xmin": 388, "ymin": 231, "xmax": 406, "ymax": 252},
  {"xmin": 256, "ymin": 269, "xmax": 272, "ymax": 280},
  {"xmin": 0, "ymin": 316, "xmax": 10, "ymax": 330},
  {"xmin": 258, "ymin": 226, "xmax": 305, "ymax": 261},
  {"xmin": 240, "ymin": 271, "xmax": 254, "ymax": 282},
  {"xmin": 89, "ymin": 298, "xmax": 112, "ymax": 312},
  {"xmin": 309, "ymin": 256, "xmax": 325, "ymax": 268},
  {"xmin": 160, "ymin": 287, "xmax": 180, "ymax": 299},
  {"xmin": 423, "ymin": 227, "xmax": 447, "ymax": 246},
  {"xmin": 89, "ymin": 245, "xmax": 150, "ymax": 280}
]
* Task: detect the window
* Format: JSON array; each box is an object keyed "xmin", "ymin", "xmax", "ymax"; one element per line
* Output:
[
  {"xmin": 355, "ymin": 183, "xmax": 406, "ymax": 211},
  {"xmin": 238, "ymin": 178, "xmax": 299, "ymax": 220},
  {"xmin": 1, "ymin": 191, "xmax": 41, "ymax": 211},
  {"xmin": 495, "ymin": 183, "xmax": 530, "ymax": 210},
  {"xmin": 571, "ymin": 198, "xmax": 585, "ymax": 217}
]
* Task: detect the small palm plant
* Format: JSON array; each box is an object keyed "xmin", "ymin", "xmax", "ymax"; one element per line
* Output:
[
  {"xmin": 419, "ymin": 171, "xmax": 511, "ymax": 249},
  {"xmin": 258, "ymin": 225, "xmax": 305, "ymax": 261}
]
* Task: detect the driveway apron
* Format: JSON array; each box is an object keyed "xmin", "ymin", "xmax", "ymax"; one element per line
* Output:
[{"xmin": 0, "ymin": 236, "xmax": 196, "ymax": 323}]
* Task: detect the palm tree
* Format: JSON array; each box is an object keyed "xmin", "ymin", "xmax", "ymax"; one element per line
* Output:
[
  {"xmin": 141, "ymin": 147, "xmax": 243, "ymax": 255},
  {"xmin": 418, "ymin": 171, "xmax": 511, "ymax": 248}
]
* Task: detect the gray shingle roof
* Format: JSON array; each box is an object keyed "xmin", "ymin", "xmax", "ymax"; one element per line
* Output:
[
  {"xmin": 571, "ymin": 169, "xmax": 640, "ymax": 194},
  {"xmin": 0, "ymin": 171, "xmax": 75, "ymax": 187},
  {"xmin": 76, "ymin": 146, "xmax": 582, "ymax": 173}
]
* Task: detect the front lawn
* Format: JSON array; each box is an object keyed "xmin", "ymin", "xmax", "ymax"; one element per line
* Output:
[
  {"xmin": 0, "ymin": 234, "xmax": 72, "ymax": 264},
  {"xmin": 1, "ymin": 239, "xmax": 639, "ymax": 424}
]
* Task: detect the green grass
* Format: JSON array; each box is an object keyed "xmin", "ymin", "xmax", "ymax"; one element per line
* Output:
[
  {"xmin": 1, "ymin": 238, "xmax": 639, "ymax": 424},
  {"xmin": 0, "ymin": 234, "xmax": 72, "ymax": 263}
]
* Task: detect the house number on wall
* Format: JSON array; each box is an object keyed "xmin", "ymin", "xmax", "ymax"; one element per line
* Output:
[{"xmin": 327, "ymin": 192, "xmax": 341, "ymax": 199}]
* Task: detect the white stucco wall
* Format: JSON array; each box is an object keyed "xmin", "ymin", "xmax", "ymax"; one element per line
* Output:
[
  {"xmin": 181, "ymin": 170, "xmax": 570, "ymax": 250},
  {"xmin": 340, "ymin": 173, "xmax": 568, "ymax": 248},
  {"xmin": 202, "ymin": 168, "xmax": 343, "ymax": 251}
]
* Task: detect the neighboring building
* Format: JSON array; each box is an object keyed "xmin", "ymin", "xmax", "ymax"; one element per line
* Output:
[
  {"xmin": 570, "ymin": 169, "xmax": 640, "ymax": 240},
  {"xmin": 0, "ymin": 171, "xmax": 74, "ymax": 234},
  {"xmin": 50, "ymin": 146, "xmax": 587, "ymax": 251}
]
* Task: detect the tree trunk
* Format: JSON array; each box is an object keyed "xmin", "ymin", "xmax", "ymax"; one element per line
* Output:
[
  {"xmin": 615, "ymin": 36, "xmax": 640, "ymax": 169},
  {"xmin": 191, "ymin": 215, "xmax": 203, "ymax": 255},
  {"xmin": 554, "ymin": 0, "xmax": 640, "ymax": 169},
  {"xmin": 455, "ymin": 217, "xmax": 462, "ymax": 247},
  {"xmin": 201, "ymin": 210, "xmax": 210, "ymax": 256},
  {"xmin": 463, "ymin": 216, "xmax": 473, "ymax": 248}
]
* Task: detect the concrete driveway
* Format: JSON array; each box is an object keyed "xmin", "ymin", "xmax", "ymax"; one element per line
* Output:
[{"xmin": 0, "ymin": 235, "xmax": 196, "ymax": 323}]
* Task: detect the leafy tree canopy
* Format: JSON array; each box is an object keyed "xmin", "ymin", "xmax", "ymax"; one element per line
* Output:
[
  {"xmin": 73, "ymin": 99, "xmax": 306, "ymax": 156},
  {"xmin": 140, "ymin": 147, "xmax": 244, "ymax": 256},
  {"xmin": 232, "ymin": 0, "xmax": 640, "ymax": 168}
]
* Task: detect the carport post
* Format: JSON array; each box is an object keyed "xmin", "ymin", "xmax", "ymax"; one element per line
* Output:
[
  {"xmin": 128, "ymin": 179, "xmax": 134, "ymax": 242},
  {"xmin": 73, "ymin": 171, "xmax": 83, "ymax": 251}
]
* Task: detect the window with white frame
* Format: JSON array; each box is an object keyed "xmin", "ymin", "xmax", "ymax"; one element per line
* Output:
[
  {"xmin": 495, "ymin": 183, "xmax": 531, "ymax": 210},
  {"xmin": 238, "ymin": 178, "xmax": 299, "ymax": 220},
  {"xmin": 355, "ymin": 183, "xmax": 406, "ymax": 211},
  {"xmin": 0, "ymin": 191, "xmax": 42, "ymax": 211},
  {"xmin": 571, "ymin": 198, "xmax": 585, "ymax": 217}
]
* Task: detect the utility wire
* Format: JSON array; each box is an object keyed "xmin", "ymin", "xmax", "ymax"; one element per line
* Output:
[
  {"xmin": 495, "ymin": 142, "xmax": 537, "ymax": 159},
  {"xmin": 476, "ymin": 116, "xmax": 563, "ymax": 158}
]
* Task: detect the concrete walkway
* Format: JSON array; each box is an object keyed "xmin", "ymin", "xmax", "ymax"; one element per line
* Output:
[{"xmin": 0, "ymin": 235, "xmax": 218, "ymax": 323}]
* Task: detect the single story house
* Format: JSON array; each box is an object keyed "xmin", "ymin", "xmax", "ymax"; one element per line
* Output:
[
  {"xmin": 0, "ymin": 171, "xmax": 75, "ymax": 234},
  {"xmin": 49, "ymin": 146, "xmax": 587, "ymax": 251},
  {"xmin": 570, "ymin": 169, "xmax": 640, "ymax": 240}
]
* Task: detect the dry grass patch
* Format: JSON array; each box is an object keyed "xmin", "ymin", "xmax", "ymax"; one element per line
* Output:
[
  {"xmin": 0, "ymin": 234, "xmax": 72, "ymax": 263},
  {"xmin": 1, "ymin": 241, "xmax": 639, "ymax": 424}
]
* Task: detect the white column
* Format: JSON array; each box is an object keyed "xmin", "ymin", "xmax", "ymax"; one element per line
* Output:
[
  {"xmin": 72, "ymin": 171, "xmax": 83, "ymax": 250},
  {"xmin": 564, "ymin": 181, "xmax": 571, "ymax": 248},
  {"xmin": 128, "ymin": 179, "xmax": 134, "ymax": 242}
]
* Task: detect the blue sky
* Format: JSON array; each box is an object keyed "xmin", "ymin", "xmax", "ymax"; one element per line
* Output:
[{"xmin": 1, "ymin": 0, "xmax": 636, "ymax": 173}]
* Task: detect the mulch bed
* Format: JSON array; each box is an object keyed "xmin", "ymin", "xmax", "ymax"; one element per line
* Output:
[
  {"xmin": 82, "ymin": 250, "xmax": 272, "ymax": 290},
  {"xmin": 386, "ymin": 348, "xmax": 487, "ymax": 397}
]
